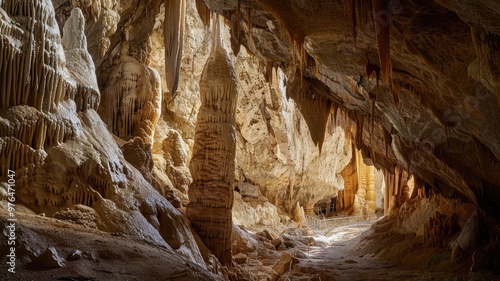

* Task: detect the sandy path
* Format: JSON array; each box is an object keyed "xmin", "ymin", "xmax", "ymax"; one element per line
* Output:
[{"xmin": 283, "ymin": 221, "xmax": 472, "ymax": 281}]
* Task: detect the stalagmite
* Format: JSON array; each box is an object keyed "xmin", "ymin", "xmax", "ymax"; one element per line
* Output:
[
  {"xmin": 186, "ymin": 16, "xmax": 238, "ymax": 266},
  {"xmin": 164, "ymin": 0, "xmax": 186, "ymax": 96},
  {"xmin": 62, "ymin": 7, "xmax": 100, "ymax": 111}
]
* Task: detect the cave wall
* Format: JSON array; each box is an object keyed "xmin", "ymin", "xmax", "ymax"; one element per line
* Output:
[
  {"xmin": 0, "ymin": 0, "xmax": 209, "ymax": 269},
  {"xmin": 2, "ymin": 0, "xmax": 499, "ymax": 274}
]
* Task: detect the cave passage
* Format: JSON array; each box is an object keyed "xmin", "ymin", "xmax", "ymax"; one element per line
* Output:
[{"xmin": 0, "ymin": 0, "xmax": 500, "ymax": 280}]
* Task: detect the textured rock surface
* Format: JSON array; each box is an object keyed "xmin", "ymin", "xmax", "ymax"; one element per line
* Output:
[
  {"xmin": 2, "ymin": 0, "xmax": 500, "ymax": 278},
  {"xmin": 201, "ymin": 0, "xmax": 500, "ymax": 271},
  {"xmin": 201, "ymin": 0, "xmax": 500, "ymax": 198},
  {"xmin": 338, "ymin": 148, "xmax": 378, "ymax": 216},
  {"xmin": 232, "ymin": 190, "xmax": 283, "ymax": 231},
  {"xmin": 0, "ymin": 0, "xmax": 207, "ymax": 271},
  {"xmin": 234, "ymin": 54, "xmax": 352, "ymax": 214},
  {"xmin": 186, "ymin": 17, "xmax": 239, "ymax": 265},
  {"xmin": 97, "ymin": 47, "xmax": 162, "ymax": 144}
]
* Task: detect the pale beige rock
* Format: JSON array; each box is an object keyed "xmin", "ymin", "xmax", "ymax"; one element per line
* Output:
[
  {"xmin": 98, "ymin": 48, "xmax": 162, "ymax": 145},
  {"xmin": 293, "ymin": 202, "xmax": 306, "ymax": 225},
  {"xmin": 232, "ymin": 191, "xmax": 283, "ymax": 231},
  {"xmin": 234, "ymin": 52, "xmax": 352, "ymax": 214},
  {"xmin": 235, "ymin": 182, "xmax": 261, "ymax": 199},
  {"xmin": 231, "ymin": 224, "xmax": 258, "ymax": 254},
  {"xmin": 0, "ymin": 0, "xmax": 208, "ymax": 271}
]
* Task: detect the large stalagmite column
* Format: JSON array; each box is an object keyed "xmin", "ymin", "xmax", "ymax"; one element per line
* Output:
[{"xmin": 186, "ymin": 16, "xmax": 238, "ymax": 266}]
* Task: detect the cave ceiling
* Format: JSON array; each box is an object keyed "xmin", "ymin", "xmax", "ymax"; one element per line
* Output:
[{"xmin": 198, "ymin": 0, "xmax": 500, "ymax": 215}]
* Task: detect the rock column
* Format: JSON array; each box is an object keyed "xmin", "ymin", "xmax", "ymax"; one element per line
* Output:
[{"xmin": 186, "ymin": 16, "xmax": 238, "ymax": 266}]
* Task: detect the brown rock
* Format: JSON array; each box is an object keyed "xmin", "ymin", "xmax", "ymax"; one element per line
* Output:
[
  {"xmin": 233, "ymin": 253, "xmax": 248, "ymax": 264},
  {"xmin": 271, "ymin": 238, "xmax": 282, "ymax": 248},
  {"xmin": 32, "ymin": 247, "xmax": 66, "ymax": 268},
  {"xmin": 271, "ymin": 252, "xmax": 299, "ymax": 281}
]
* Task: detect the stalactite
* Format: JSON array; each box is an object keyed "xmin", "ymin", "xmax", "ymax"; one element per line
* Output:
[
  {"xmin": 247, "ymin": 6, "xmax": 252, "ymax": 39},
  {"xmin": 0, "ymin": 1, "xmax": 110, "ymax": 214},
  {"xmin": 382, "ymin": 126, "xmax": 392, "ymax": 157},
  {"xmin": 369, "ymin": 96, "xmax": 375, "ymax": 143},
  {"xmin": 365, "ymin": 52, "xmax": 380, "ymax": 100},
  {"xmin": 333, "ymin": 104, "xmax": 339, "ymax": 127},
  {"xmin": 287, "ymin": 77, "xmax": 332, "ymax": 153},
  {"xmin": 0, "ymin": 1, "xmax": 98, "ymax": 112},
  {"xmin": 390, "ymin": 79, "xmax": 400, "ymax": 108},
  {"xmin": 195, "ymin": 0, "xmax": 210, "ymax": 26},
  {"xmin": 164, "ymin": 0, "xmax": 186, "ymax": 95},
  {"xmin": 371, "ymin": 0, "xmax": 391, "ymax": 83},
  {"xmin": 354, "ymin": 114, "xmax": 364, "ymax": 149},
  {"xmin": 343, "ymin": 0, "xmax": 373, "ymax": 49},
  {"xmin": 0, "ymin": 137, "xmax": 46, "ymax": 178},
  {"xmin": 186, "ymin": 16, "xmax": 238, "ymax": 266}
]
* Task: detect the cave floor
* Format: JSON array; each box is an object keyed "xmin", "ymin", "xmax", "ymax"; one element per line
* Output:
[
  {"xmin": 0, "ymin": 207, "xmax": 223, "ymax": 281},
  {"xmin": 268, "ymin": 219, "xmax": 498, "ymax": 281}
]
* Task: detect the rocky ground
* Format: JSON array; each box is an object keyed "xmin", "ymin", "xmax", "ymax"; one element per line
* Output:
[
  {"xmin": 237, "ymin": 217, "xmax": 500, "ymax": 281},
  {"xmin": 0, "ymin": 208, "xmax": 223, "ymax": 281},
  {"xmin": 2, "ymin": 206, "xmax": 499, "ymax": 281}
]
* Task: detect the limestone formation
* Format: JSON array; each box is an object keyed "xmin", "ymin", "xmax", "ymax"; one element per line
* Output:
[
  {"xmin": 0, "ymin": 0, "xmax": 208, "ymax": 272},
  {"xmin": 164, "ymin": 0, "xmax": 186, "ymax": 95},
  {"xmin": 383, "ymin": 165, "xmax": 410, "ymax": 215},
  {"xmin": 293, "ymin": 201, "xmax": 306, "ymax": 225},
  {"xmin": 234, "ymin": 53, "xmax": 352, "ymax": 215},
  {"xmin": 287, "ymin": 76, "xmax": 332, "ymax": 153},
  {"xmin": 187, "ymin": 16, "xmax": 239, "ymax": 266},
  {"xmin": 338, "ymin": 148, "xmax": 378, "ymax": 216},
  {"xmin": 98, "ymin": 41, "xmax": 162, "ymax": 145},
  {"xmin": 1, "ymin": 0, "xmax": 500, "ymax": 278},
  {"xmin": 161, "ymin": 129, "xmax": 192, "ymax": 196},
  {"xmin": 232, "ymin": 190, "xmax": 283, "ymax": 231}
]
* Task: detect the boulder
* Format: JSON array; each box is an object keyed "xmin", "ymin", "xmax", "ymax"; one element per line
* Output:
[
  {"xmin": 271, "ymin": 252, "xmax": 299, "ymax": 281},
  {"xmin": 233, "ymin": 253, "xmax": 248, "ymax": 264},
  {"xmin": 32, "ymin": 247, "xmax": 66, "ymax": 268}
]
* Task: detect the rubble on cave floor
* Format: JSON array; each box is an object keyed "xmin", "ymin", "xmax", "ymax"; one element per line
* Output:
[
  {"xmin": 235, "ymin": 218, "xmax": 499, "ymax": 281},
  {"xmin": 0, "ymin": 209, "xmax": 223, "ymax": 281}
]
